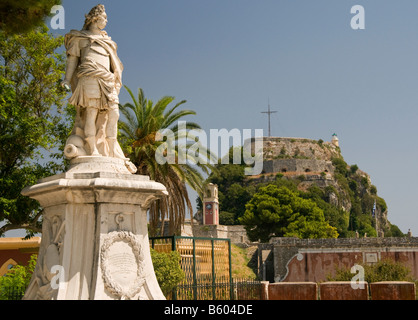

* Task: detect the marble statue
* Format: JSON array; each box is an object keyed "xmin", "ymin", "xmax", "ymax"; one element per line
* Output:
[
  {"xmin": 22, "ymin": 5, "xmax": 168, "ymax": 299},
  {"xmin": 62, "ymin": 4, "xmax": 135, "ymax": 173}
]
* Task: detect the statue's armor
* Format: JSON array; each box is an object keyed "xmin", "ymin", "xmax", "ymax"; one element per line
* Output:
[
  {"xmin": 80, "ymin": 40, "xmax": 110, "ymax": 71},
  {"xmin": 78, "ymin": 39, "xmax": 112, "ymax": 102}
]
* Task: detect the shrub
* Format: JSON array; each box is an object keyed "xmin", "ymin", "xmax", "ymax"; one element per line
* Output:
[
  {"xmin": 219, "ymin": 211, "xmax": 235, "ymax": 225},
  {"xmin": 150, "ymin": 248, "xmax": 185, "ymax": 296},
  {"xmin": 0, "ymin": 254, "xmax": 37, "ymax": 300},
  {"xmin": 350, "ymin": 164, "xmax": 359, "ymax": 175},
  {"xmin": 328, "ymin": 258, "xmax": 415, "ymax": 283}
]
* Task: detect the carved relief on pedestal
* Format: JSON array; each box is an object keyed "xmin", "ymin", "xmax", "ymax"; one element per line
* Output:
[
  {"xmin": 24, "ymin": 214, "xmax": 65, "ymax": 300},
  {"xmin": 100, "ymin": 230, "xmax": 145, "ymax": 299}
]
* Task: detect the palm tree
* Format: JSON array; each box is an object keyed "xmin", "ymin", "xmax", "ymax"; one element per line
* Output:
[{"xmin": 118, "ymin": 86, "xmax": 216, "ymax": 236}]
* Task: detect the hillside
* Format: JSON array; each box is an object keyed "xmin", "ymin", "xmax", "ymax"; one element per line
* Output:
[{"xmin": 207, "ymin": 136, "xmax": 404, "ymax": 238}]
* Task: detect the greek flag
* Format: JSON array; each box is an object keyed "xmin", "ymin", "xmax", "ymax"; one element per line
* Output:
[{"xmin": 372, "ymin": 200, "xmax": 376, "ymax": 217}]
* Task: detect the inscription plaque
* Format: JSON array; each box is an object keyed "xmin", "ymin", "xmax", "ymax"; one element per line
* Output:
[
  {"xmin": 365, "ymin": 252, "xmax": 378, "ymax": 263},
  {"xmin": 100, "ymin": 231, "xmax": 145, "ymax": 299}
]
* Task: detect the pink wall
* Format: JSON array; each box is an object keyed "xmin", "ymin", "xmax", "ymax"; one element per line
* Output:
[{"xmin": 284, "ymin": 250, "xmax": 418, "ymax": 282}]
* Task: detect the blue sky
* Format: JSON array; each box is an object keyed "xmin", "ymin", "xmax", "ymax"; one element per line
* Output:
[{"xmin": 8, "ymin": 0, "xmax": 418, "ymax": 236}]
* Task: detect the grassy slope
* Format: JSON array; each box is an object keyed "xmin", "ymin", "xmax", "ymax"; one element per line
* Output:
[{"xmin": 230, "ymin": 244, "xmax": 258, "ymax": 279}]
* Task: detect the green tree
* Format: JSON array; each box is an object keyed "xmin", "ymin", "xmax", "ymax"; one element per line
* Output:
[
  {"xmin": 387, "ymin": 223, "xmax": 405, "ymax": 237},
  {"xmin": 205, "ymin": 158, "xmax": 256, "ymax": 224},
  {"xmin": 219, "ymin": 211, "xmax": 235, "ymax": 225},
  {"xmin": 239, "ymin": 185, "xmax": 338, "ymax": 242},
  {"xmin": 0, "ymin": 25, "xmax": 68, "ymax": 236},
  {"xmin": 0, "ymin": 254, "xmax": 37, "ymax": 300},
  {"xmin": 0, "ymin": 0, "xmax": 61, "ymax": 34},
  {"xmin": 150, "ymin": 248, "xmax": 185, "ymax": 296},
  {"xmin": 332, "ymin": 157, "xmax": 349, "ymax": 176},
  {"xmin": 118, "ymin": 87, "xmax": 215, "ymax": 236},
  {"xmin": 303, "ymin": 185, "xmax": 349, "ymax": 237}
]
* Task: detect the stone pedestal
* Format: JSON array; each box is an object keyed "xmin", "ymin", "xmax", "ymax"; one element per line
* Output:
[{"xmin": 22, "ymin": 157, "xmax": 168, "ymax": 300}]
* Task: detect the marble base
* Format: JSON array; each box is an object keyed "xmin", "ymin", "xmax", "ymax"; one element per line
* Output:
[{"xmin": 22, "ymin": 157, "xmax": 168, "ymax": 300}]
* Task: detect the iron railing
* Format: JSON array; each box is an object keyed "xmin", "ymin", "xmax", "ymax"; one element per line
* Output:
[
  {"xmin": 150, "ymin": 235, "xmax": 233, "ymax": 299},
  {"xmin": 0, "ymin": 286, "xmax": 25, "ymax": 300},
  {"xmin": 171, "ymin": 278, "xmax": 264, "ymax": 300}
]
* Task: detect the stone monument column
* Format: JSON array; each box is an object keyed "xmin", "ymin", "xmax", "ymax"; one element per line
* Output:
[
  {"xmin": 22, "ymin": 157, "xmax": 168, "ymax": 300},
  {"xmin": 22, "ymin": 5, "xmax": 168, "ymax": 300}
]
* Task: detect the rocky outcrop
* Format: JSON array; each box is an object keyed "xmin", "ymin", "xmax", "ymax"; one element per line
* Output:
[{"xmin": 246, "ymin": 136, "xmax": 392, "ymax": 237}]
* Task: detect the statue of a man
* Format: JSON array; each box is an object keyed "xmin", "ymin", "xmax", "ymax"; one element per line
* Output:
[{"xmin": 62, "ymin": 4, "xmax": 133, "ymax": 171}]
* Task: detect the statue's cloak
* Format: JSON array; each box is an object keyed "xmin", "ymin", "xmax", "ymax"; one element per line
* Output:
[{"xmin": 64, "ymin": 29, "xmax": 123, "ymax": 109}]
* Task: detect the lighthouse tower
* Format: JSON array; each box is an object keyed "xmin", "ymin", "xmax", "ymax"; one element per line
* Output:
[
  {"xmin": 203, "ymin": 183, "xmax": 219, "ymax": 225},
  {"xmin": 331, "ymin": 133, "xmax": 339, "ymax": 147}
]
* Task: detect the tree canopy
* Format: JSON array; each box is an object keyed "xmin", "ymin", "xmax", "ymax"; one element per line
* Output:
[
  {"xmin": 239, "ymin": 184, "xmax": 338, "ymax": 242},
  {"xmin": 0, "ymin": 0, "xmax": 61, "ymax": 34},
  {"xmin": 0, "ymin": 25, "xmax": 69, "ymax": 236}
]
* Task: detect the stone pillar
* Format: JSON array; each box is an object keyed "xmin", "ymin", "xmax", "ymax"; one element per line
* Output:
[
  {"xmin": 22, "ymin": 157, "xmax": 168, "ymax": 300},
  {"xmin": 260, "ymin": 281, "xmax": 269, "ymax": 300}
]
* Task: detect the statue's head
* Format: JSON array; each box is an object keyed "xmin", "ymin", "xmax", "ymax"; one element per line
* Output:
[{"xmin": 82, "ymin": 4, "xmax": 107, "ymax": 30}]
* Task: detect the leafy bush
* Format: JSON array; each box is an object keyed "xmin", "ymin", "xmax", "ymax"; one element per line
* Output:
[
  {"xmin": 150, "ymin": 248, "xmax": 185, "ymax": 296},
  {"xmin": 0, "ymin": 254, "xmax": 37, "ymax": 300},
  {"xmin": 328, "ymin": 258, "xmax": 415, "ymax": 283},
  {"xmin": 219, "ymin": 211, "xmax": 235, "ymax": 225}
]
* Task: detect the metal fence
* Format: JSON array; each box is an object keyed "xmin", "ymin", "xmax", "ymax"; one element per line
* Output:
[
  {"xmin": 150, "ymin": 236, "xmax": 232, "ymax": 285},
  {"xmin": 150, "ymin": 236, "xmax": 264, "ymax": 300},
  {"xmin": 171, "ymin": 277, "xmax": 264, "ymax": 300},
  {"xmin": 0, "ymin": 286, "xmax": 25, "ymax": 300}
]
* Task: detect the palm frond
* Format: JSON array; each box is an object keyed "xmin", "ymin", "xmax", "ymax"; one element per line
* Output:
[{"xmin": 118, "ymin": 86, "xmax": 215, "ymax": 236}]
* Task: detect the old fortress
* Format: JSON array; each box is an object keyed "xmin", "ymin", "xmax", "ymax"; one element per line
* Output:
[{"xmin": 254, "ymin": 134, "xmax": 340, "ymax": 175}]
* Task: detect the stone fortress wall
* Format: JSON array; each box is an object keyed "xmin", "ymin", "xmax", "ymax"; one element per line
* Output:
[
  {"xmin": 246, "ymin": 136, "xmax": 342, "ymax": 176},
  {"xmin": 263, "ymin": 158, "xmax": 335, "ymax": 175}
]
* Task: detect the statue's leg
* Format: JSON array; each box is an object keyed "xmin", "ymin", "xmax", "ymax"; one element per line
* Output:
[
  {"xmin": 106, "ymin": 105, "xmax": 119, "ymax": 157},
  {"xmin": 85, "ymin": 106, "xmax": 100, "ymax": 156}
]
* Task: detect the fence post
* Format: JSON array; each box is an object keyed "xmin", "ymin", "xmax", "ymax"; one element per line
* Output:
[
  {"xmin": 172, "ymin": 236, "xmax": 177, "ymax": 251},
  {"xmin": 171, "ymin": 236, "xmax": 178, "ymax": 300},
  {"xmin": 228, "ymin": 239, "xmax": 233, "ymax": 300},
  {"xmin": 211, "ymin": 239, "xmax": 216, "ymax": 300},
  {"xmin": 192, "ymin": 238, "xmax": 197, "ymax": 300}
]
